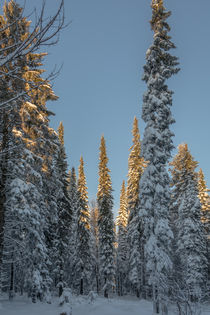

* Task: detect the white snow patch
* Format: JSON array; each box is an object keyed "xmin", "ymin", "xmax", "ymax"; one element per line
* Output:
[{"xmin": 0, "ymin": 295, "xmax": 209, "ymax": 315}]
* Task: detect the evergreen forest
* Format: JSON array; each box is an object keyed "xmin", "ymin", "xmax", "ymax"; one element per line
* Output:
[{"xmin": 0, "ymin": 1, "xmax": 209, "ymax": 315}]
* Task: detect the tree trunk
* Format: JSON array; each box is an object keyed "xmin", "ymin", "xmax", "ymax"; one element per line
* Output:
[
  {"xmin": 9, "ymin": 262, "xmax": 14, "ymax": 300},
  {"xmin": 80, "ymin": 278, "xmax": 83, "ymax": 295},
  {"xmin": 32, "ymin": 286, "xmax": 37, "ymax": 303},
  {"xmin": 59, "ymin": 284, "xmax": 63, "ymax": 298},
  {"xmin": 104, "ymin": 289, "xmax": 108, "ymax": 298},
  {"xmin": 153, "ymin": 284, "xmax": 160, "ymax": 314},
  {"xmin": 96, "ymin": 265, "xmax": 99, "ymax": 294},
  {"xmin": 0, "ymin": 111, "xmax": 9, "ymax": 285},
  {"xmin": 141, "ymin": 240, "xmax": 146, "ymax": 299},
  {"xmin": 104, "ymin": 276, "xmax": 108, "ymax": 298}
]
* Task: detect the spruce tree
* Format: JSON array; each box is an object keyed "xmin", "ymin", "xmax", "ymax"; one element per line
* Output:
[
  {"xmin": 139, "ymin": 0, "xmax": 179, "ymax": 312},
  {"xmin": 72, "ymin": 157, "xmax": 92, "ymax": 295},
  {"xmin": 0, "ymin": 1, "xmax": 55, "ymax": 301},
  {"xmin": 68, "ymin": 167, "xmax": 80, "ymax": 289},
  {"xmin": 198, "ymin": 169, "xmax": 210, "ymax": 283},
  {"xmin": 127, "ymin": 117, "xmax": 146, "ymax": 297},
  {"xmin": 90, "ymin": 200, "xmax": 100, "ymax": 293},
  {"xmin": 116, "ymin": 180, "xmax": 128, "ymax": 296},
  {"xmin": 170, "ymin": 145, "xmax": 208, "ymax": 303},
  {"xmin": 97, "ymin": 136, "xmax": 115, "ymax": 298},
  {"xmin": 0, "ymin": 1, "xmax": 61, "ymax": 301},
  {"xmin": 54, "ymin": 122, "xmax": 72, "ymax": 297},
  {"xmin": 198, "ymin": 169, "xmax": 210, "ymax": 237}
]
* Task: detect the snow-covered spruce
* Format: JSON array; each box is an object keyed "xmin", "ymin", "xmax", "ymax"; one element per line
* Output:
[
  {"xmin": 97, "ymin": 136, "xmax": 115, "ymax": 298},
  {"xmin": 126, "ymin": 117, "xmax": 146, "ymax": 298},
  {"xmin": 198, "ymin": 169, "xmax": 210, "ymax": 284},
  {"xmin": 89, "ymin": 200, "xmax": 100, "ymax": 293},
  {"xmin": 71, "ymin": 157, "xmax": 93, "ymax": 295},
  {"xmin": 0, "ymin": 1, "xmax": 59, "ymax": 301},
  {"xmin": 54, "ymin": 122, "xmax": 72, "ymax": 297},
  {"xmin": 67, "ymin": 167, "xmax": 80, "ymax": 289},
  {"xmin": 116, "ymin": 180, "xmax": 128, "ymax": 296},
  {"xmin": 170, "ymin": 144, "xmax": 208, "ymax": 302},
  {"xmin": 138, "ymin": 0, "xmax": 179, "ymax": 313}
]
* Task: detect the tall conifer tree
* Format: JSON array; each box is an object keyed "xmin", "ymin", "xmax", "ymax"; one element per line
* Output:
[
  {"xmin": 55, "ymin": 122, "xmax": 72, "ymax": 297},
  {"xmin": 68, "ymin": 167, "xmax": 80, "ymax": 288},
  {"xmin": 170, "ymin": 144, "xmax": 208, "ymax": 303},
  {"xmin": 0, "ymin": 1, "xmax": 58, "ymax": 301},
  {"xmin": 72, "ymin": 157, "xmax": 92, "ymax": 295},
  {"xmin": 139, "ymin": 0, "xmax": 179, "ymax": 312},
  {"xmin": 198, "ymin": 169, "xmax": 210, "ymax": 283},
  {"xmin": 198, "ymin": 169, "xmax": 210, "ymax": 236},
  {"xmin": 0, "ymin": 1, "xmax": 62, "ymax": 302},
  {"xmin": 90, "ymin": 200, "xmax": 100, "ymax": 293},
  {"xmin": 116, "ymin": 180, "xmax": 128, "ymax": 296},
  {"xmin": 127, "ymin": 117, "xmax": 146, "ymax": 297},
  {"xmin": 97, "ymin": 136, "xmax": 115, "ymax": 298}
]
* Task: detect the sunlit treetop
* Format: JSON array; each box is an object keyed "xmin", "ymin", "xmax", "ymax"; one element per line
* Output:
[
  {"xmin": 116, "ymin": 180, "xmax": 128, "ymax": 230},
  {"xmin": 58, "ymin": 121, "xmax": 64, "ymax": 146},
  {"xmin": 127, "ymin": 117, "xmax": 146, "ymax": 219},
  {"xmin": 197, "ymin": 168, "xmax": 210, "ymax": 222},
  {"xmin": 78, "ymin": 156, "xmax": 89, "ymax": 207},
  {"xmin": 170, "ymin": 143, "xmax": 198, "ymax": 185},
  {"xmin": 97, "ymin": 135, "xmax": 112, "ymax": 199},
  {"xmin": 0, "ymin": 0, "xmax": 58, "ymax": 106},
  {"xmin": 78, "ymin": 156, "xmax": 90, "ymax": 230},
  {"xmin": 150, "ymin": 0, "xmax": 172, "ymax": 37}
]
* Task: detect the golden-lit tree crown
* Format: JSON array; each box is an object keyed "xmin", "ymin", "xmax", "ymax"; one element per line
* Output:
[
  {"xmin": 97, "ymin": 135, "xmax": 112, "ymax": 199},
  {"xmin": 170, "ymin": 143, "xmax": 198, "ymax": 177},
  {"xmin": 78, "ymin": 156, "xmax": 90, "ymax": 229},
  {"xmin": 198, "ymin": 169, "xmax": 206, "ymax": 191},
  {"xmin": 116, "ymin": 180, "xmax": 128, "ymax": 229},
  {"xmin": 78, "ymin": 156, "xmax": 88, "ymax": 204},
  {"xmin": 0, "ymin": 0, "xmax": 58, "ymax": 105},
  {"xmin": 197, "ymin": 168, "xmax": 210, "ymax": 223},
  {"xmin": 127, "ymin": 117, "xmax": 146, "ymax": 215},
  {"xmin": 152, "ymin": 0, "xmax": 164, "ymax": 11},
  {"xmin": 150, "ymin": 0, "xmax": 171, "ymax": 36},
  {"xmin": 58, "ymin": 122, "xmax": 64, "ymax": 146}
]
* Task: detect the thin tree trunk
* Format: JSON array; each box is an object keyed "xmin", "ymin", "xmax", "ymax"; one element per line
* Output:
[
  {"xmin": 0, "ymin": 111, "xmax": 9, "ymax": 289},
  {"xmin": 104, "ymin": 289, "xmax": 108, "ymax": 298},
  {"xmin": 59, "ymin": 284, "xmax": 63, "ymax": 298},
  {"xmin": 9, "ymin": 262, "xmax": 14, "ymax": 300},
  {"xmin": 104, "ymin": 276, "xmax": 108, "ymax": 298},
  {"xmin": 141, "ymin": 239, "xmax": 146, "ymax": 299},
  {"xmin": 80, "ymin": 278, "xmax": 83, "ymax": 295},
  {"xmin": 96, "ymin": 265, "xmax": 99, "ymax": 294},
  {"xmin": 153, "ymin": 284, "xmax": 160, "ymax": 314}
]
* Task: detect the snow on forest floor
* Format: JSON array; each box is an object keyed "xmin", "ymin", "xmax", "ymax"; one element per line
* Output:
[{"xmin": 0, "ymin": 294, "xmax": 210, "ymax": 315}]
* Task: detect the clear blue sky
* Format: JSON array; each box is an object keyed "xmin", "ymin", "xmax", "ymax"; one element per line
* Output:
[{"xmin": 20, "ymin": 0, "xmax": 210, "ymax": 214}]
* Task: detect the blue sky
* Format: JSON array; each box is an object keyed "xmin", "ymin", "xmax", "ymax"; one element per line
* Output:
[{"xmin": 20, "ymin": 0, "xmax": 210, "ymax": 214}]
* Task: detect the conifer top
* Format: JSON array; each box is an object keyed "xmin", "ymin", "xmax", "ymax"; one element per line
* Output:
[
  {"xmin": 58, "ymin": 122, "xmax": 64, "ymax": 146},
  {"xmin": 117, "ymin": 180, "xmax": 128, "ymax": 229},
  {"xmin": 97, "ymin": 135, "xmax": 112, "ymax": 199},
  {"xmin": 78, "ymin": 156, "xmax": 89, "ymax": 207}
]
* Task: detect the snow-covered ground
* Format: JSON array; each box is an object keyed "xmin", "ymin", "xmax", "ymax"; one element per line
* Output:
[{"xmin": 0, "ymin": 295, "xmax": 210, "ymax": 315}]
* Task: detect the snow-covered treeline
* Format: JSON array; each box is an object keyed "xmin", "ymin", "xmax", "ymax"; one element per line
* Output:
[{"xmin": 0, "ymin": 1, "xmax": 209, "ymax": 315}]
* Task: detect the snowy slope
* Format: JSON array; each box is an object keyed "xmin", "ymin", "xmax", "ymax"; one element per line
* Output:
[{"xmin": 0, "ymin": 295, "xmax": 209, "ymax": 315}]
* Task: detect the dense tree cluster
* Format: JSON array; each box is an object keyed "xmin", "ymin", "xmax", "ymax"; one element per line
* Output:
[{"xmin": 0, "ymin": 1, "xmax": 209, "ymax": 314}]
